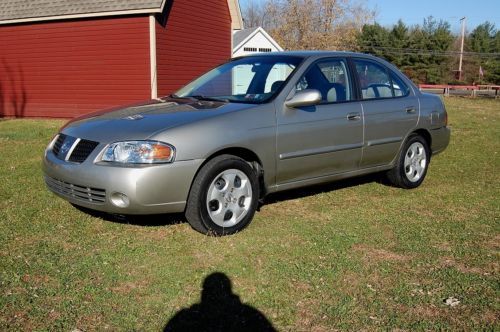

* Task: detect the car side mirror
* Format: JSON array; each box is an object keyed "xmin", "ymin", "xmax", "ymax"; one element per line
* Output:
[{"xmin": 285, "ymin": 89, "xmax": 322, "ymax": 108}]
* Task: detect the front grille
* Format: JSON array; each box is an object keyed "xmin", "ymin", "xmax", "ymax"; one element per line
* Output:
[
  {"xmin": 45, "ymin": 176, "xmax": 106, "ymax": 204},
  {"xmin": 52, "ymin": 134, "xmax": 66, "ymax": 157},
  {"xmin": 69, "ymin": 139, "xmax": 100, "ymax": 163},
  {"xmin": 51, "ymin": 134, "xmax": 99, "ymax": 163}
]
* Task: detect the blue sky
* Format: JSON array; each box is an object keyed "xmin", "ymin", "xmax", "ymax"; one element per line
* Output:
[{"xmin": 239, "ymin": 0, "xmax": 500, "ymax": 32}]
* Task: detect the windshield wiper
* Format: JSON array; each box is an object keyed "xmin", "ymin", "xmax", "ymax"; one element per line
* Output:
[{"xmin": 185, "ymin": 95, "xmax": 230, "ymax": 103}]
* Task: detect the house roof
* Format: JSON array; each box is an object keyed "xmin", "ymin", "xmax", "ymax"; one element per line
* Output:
[
  {"xmin": 233, "ymin": 27, "xmax": 259, "ymax": 47},
  {"xmin": 0, "ymin": 0, "xmax": 167, "ymax": 25}
]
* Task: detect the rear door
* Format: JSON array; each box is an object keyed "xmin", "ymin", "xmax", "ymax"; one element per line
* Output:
[
  {"xmin": 276, "ymin": 58, "xmax": 363, "ymax": 184},
  {"xmin": 352, "ymin": 58, "xmax": 419, "ymax": 167}
]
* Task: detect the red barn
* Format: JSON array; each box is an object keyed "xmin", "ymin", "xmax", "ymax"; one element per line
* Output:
[{"xmin": 0, "ymin": 0, "xmax": 243, "ymax": 118}]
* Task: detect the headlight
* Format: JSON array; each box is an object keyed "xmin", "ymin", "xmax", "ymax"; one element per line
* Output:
[{"xmin": 100, "ymin": 141, "xmax": 175, "ymax": 164}]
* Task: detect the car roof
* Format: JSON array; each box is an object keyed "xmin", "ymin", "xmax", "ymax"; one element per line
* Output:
[{"xmin": 240, "ymin": 50, "xmax": 377, "ymax": 59}]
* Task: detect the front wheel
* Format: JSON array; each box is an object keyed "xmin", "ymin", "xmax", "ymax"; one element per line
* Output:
[
  {"xmin": 185, "ymin": 155, "xmax": 259, "ymax": 235},
  {"xmin": 386, "ymin": 134, "xmax": 430, "ymax": 189}
]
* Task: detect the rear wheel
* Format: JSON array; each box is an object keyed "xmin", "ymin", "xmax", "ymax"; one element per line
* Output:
[
  {"xmin": 185, "ymin": 155, "xmax": 259, "ymax": 235},
  {"xmin": 386, "ymin": 134, "xmax": 430, "ymax": 189}
]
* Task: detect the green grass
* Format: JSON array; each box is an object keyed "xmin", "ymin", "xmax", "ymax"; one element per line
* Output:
[{"xmin": 1, "ymin": 98, "xmax": 499, "ymax": 331}]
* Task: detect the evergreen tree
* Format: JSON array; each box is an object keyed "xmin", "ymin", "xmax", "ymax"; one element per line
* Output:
[
  {"xmin": 389, "ymin": 20, "xmax": 409, "ymax": 67},
  {"xmin": 468, "ymin": 22, "xmax": 500, "ymax": 84},
  {"xmin": 357, "ymin": 23, "xmax": 390, "ymax": 59}
]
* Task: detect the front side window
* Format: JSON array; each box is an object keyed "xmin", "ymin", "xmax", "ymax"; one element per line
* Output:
[
  {"xmin": 295, "ymin": 59, "xmax": 351, "ymax": 103},
  {"xmin": 354, "ymin": 60, "xmax": 393, "ymax": 100},
  {"xmin": 175, "ymin": 56, "xmax": 302, "ymax": 104}
]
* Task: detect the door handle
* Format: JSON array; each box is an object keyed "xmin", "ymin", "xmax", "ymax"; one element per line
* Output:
[
  {"xmin": 405, "ymin": 107, "xmax": 416, "ymax": 114},
  {"xmin": 347, "ymin": 113, "xmax": 361, "ymax": 121}
]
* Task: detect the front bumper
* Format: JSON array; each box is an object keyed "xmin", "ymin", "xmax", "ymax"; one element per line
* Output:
[{"xmin": 43, "ymin": 148, "xmax": 204, "ymax": 214}]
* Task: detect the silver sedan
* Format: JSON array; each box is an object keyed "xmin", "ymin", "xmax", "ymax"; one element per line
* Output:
[{"xmin": 43, "ymin": 51, "xmax": 450, "ymax": 235}]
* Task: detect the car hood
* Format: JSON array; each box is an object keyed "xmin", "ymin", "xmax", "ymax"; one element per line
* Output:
[{"xmin": 61, "ymin": 98, "xmax": 255, "ymax": 143}]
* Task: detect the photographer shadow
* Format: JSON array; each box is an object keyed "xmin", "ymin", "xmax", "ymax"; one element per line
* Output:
[{"xmin": 164, "ymin": 272, "xmax": 276, "ymax": 332}]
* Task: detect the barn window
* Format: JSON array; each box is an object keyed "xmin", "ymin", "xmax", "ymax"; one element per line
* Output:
[
  {"xmin": 259, "ymin": 48, "xmax": 272, "ymax": 52},
  {"xmin": 244, "ymin": 47, "xmax": 257, "ymax": 52}
]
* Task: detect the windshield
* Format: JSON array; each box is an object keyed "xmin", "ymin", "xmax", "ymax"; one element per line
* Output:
[{"xmin": 175, "ymin": 56, "xmax": 303, "ymax": 104}]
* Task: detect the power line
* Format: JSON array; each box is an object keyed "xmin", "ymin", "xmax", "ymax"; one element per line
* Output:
[{"xmin": 358, "ymin": 44, "xmax": 500, "ymax": 58}]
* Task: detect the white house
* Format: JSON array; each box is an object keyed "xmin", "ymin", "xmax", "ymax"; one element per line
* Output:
[{"xmin": 232, "ymin": 26, "xmax": 283, "ymax": 57}]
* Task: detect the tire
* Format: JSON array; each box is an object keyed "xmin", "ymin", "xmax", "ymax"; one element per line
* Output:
[
  {"xmin": 185, "ymin": 155, "xmax": 259, "ymax": 235},
  {"xmin": 386, "ymin": 134, "xmax": 430, "ymax": 189}
]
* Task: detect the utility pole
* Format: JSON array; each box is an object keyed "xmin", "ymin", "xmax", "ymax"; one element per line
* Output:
[{"xmin": 458, "ymin": 17, "xmax": 466, "ymax": 81}]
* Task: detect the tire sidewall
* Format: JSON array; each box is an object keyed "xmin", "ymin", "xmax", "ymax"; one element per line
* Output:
[
  {"xmin": 398, "ymin": 135, "xmax": 430, "ymax": 188},
  {"xmin": 196, "ymin": 157, "xmax": 259, "ymax": 235}
]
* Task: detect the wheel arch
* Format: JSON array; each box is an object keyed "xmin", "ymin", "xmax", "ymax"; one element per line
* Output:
[
  {"xmin": 392, "ymin": 128, "xmax": 433, "ymax": 167},
  {"xmin": 189, "ymin": 147, "xmax": 267, "ymax": 201},
  {"xmin": 412, "ymin": 128, "xmax": 432, "ymax": 152},
  {"xmin": 204, "ymin": 147, "xmax": 264, "ymax": 167}
]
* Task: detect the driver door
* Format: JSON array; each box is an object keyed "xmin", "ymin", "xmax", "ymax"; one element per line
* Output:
[{"xmin": 276, "ymin": 58, "xmax": 364, "ymax": 185}]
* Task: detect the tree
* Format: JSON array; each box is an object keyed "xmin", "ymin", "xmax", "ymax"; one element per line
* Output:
[
  {"xmin": 388, "ymin": 20, "xmax": 409, "ymax": 67},
  {"xmin": 242, "ymin": 1, "xmax": 267, "ymax": 29},
  {"xmin": 422, "ymin": 17, "xmax": 454, "ymax": 84},
  {"xmin": 468, "ymin": 22, "xmax": 500, "ymax": 84},
  {"xmin": 242, "ymin": 0, "xmax": 375, "ymax": 51},
  {"xmin": 358, "ymin": 16, "xmax": 454, "ymax": 84},
  {"xmin": 469, "ymin": 22, "xmax": 495, "ymax": 52},
  {"xmin": 357, "ymin": 23, "xmax": 390, "ymax": 58}
]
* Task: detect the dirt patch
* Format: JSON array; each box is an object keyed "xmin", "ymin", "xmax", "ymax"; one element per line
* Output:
[
  {"xmin": 352, "ymin": 244, "xmax": 411, "ymax": 264},
  {"xmin": 337, "ymin": 270, "xmax": 362, "ymax": 293},
  {"xmin": 20, "ymin": 274, "xmax": 59, "ymax": 289},
  {"xmin": 440, "ymin": 257, "xmax": 499, "ymax": 276},
  {"xmin": 294, "ymin": 298, "xmax": 331, "ymax": 331},
  {"xmin": 47, "ymin": 309, "xmax": 61, "ymax": 322},
  {"xmin": 0, "ymin": 307, "xmax": 35, "ymax": 331},
  {"xmin": 479, "ymin": 310, "xmax": 498, "ymax": 325},
  {"xmin": 75, "ymin": 313, "xmax": 108, "ymax": 331},
  {"xmin": 291, "ymin": 280, "xmax": 312, "ymax": 292},
  {"xmin": 402, "ymin": 304, "xmax": 499, "ymax": 329},
  {"xmin": 191, "ymin": 247, "xmax": 225, "ymax": 269},
  {"xmin": 434, "ymin": 241, "xmax": 452, "ymax": 252},
  {"xmin": 109, "ymin": 279, "xmax": 150, "ymax": 295},
  {"xmin": 484, "ymin": 234, "xmax": 500, "ymax": 250},
  {"xmin": 409, "ymin": 304, "xmax": 446, "ymax": 320}
]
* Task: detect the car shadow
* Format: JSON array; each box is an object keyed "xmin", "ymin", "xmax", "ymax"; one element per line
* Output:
[
  {"xmin": 164, "ymin": 272, "xmax": 276, "ymax": 332},
  {"xmin": 72, "ymin": 204, "xmax": 186, "ymax": 227}
]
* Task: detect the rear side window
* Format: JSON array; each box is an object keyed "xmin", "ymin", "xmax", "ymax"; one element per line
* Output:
[
  {"xmin": 354, "ymin": 59, "xmax": 410, "ymax": 99},
  {"xmin": 354, "ymin": 60, "xmax": 392, "ymax": 99},
  {"xmin": 390, "ymin": 72, "xmax": 410, "ymax": 97}
]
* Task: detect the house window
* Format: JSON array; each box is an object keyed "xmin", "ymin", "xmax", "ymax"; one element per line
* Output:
[{"xmin": 242, "ymin": 47, "xmax": 272, "ymax": 53}]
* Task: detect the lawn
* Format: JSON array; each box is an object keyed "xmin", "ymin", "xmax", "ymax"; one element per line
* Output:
[{"xmin": 0, "ymin": 98, "xmax": 498, "ymax": 331}]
